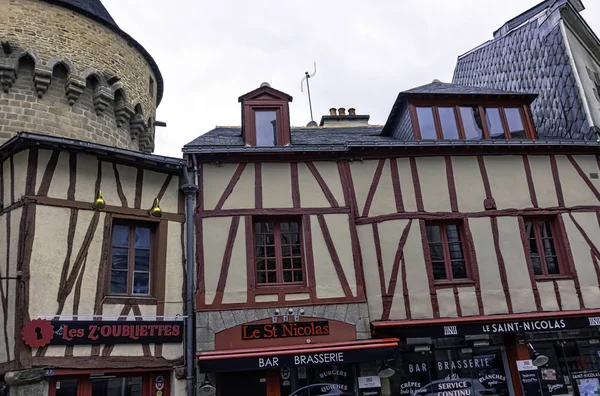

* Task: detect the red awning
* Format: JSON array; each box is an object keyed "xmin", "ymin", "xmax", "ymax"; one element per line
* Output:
[{"xmin": 197, "ymin": 338, "xmax": 399, "ymax": 372}]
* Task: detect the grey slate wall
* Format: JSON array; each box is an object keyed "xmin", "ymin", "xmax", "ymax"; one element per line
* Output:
[
  {"xmin": 453, "ymin": 20, "xmax": 593, "ymax": 140},
  {"xmin": 391, "ymin": 103, "xmax": 415, "ymax": 140}
]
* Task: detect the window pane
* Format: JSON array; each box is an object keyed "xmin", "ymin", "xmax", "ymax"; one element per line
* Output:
[
  {"xmin": 460, "ymin": 106, "xmax": 484, "ymax": 139},
  {"xmin": 255, "ymin": 110, "xmax": 277, "ymax": 146},
  {"xmin": 485, "ymin": 107, "xmax": 504, "ymax": 139},
  {"xmin": 525, "ymin": 221, "xmax": 534, "ymax": 238},
  {"xmin": 539, "ymin": 221, "xmax": 553, "ymax": 239},
  {"xmin": 256, "ymin": 260, "xmax": 265, "ymax": 271},
  {"xmin": 505, "ymin": 108, "xmax": 526, "ymax": 139},
  {"xmin": 111, "ymin": 247, "xmax": 129, "ymax": 270},
  {"xmin": 531, "ymin": 256, "xmax": 543, "ymax": 276},
  {"xmin": 283, "ymin": 257, "xmax": 292, "ymax": 270},
  {"xmin": 529, "ymin": 238, "xmax": 539, "ymax": 255},
  {"xmin": 426, "ymin": 225, "xmax": 442, "ymax": 243},
  {"xmin": 451, "ymin": 260, "xmax": 467, "ymax": 279},
  {"xmin": 429, "ymin": 244, "xmax": 444, "ymax": 261},
  {"xmin": 438, "ymin": 107, "xmax": 459, "ymax": 139},
  {"xmin": 257, "ymin": 272, "xmax": 266, "ymax": 284},
  {"xmin": 294, "ymin": 271, "xmax": 303, "ymax": 282},
  {"xmin": 267, "ymin": 272, "xmax": 277, "ymax": 283},
  {"xmin": 546, "ymin": 256, "xmax": 560, "ymax": 275},
  {"xmin": 416, "ymin": 107, "xmax": 436, "ymax": 139},
  {"xmin": 446, "ymin": 224, "xmax": 461, "ymax": 243},
  {"xmin": 283, "ymin": 271, "xmax": 292, "ymax": 283},
  {"xmin": 448, "ymin": 243, "xmax": 464, "ymax": 260},
  {"xmin": 135, "ymin": 249, "xmax": 150, "ymax": 271},
  {"xmin": 266, "ymin": 259, "xmax": 276, "ymax": 270},
  {"xmin": 133, "ymin": 272, "xmax": 149, "ymax": 294},
  {"xmin": 293, "ymin": 257, "xmax": 302, "ymax": 269},
  {"xmin": 542, "ymin": 238, "xmax": 557, "ymax": 257},
  {"xmin": 92, "ymin": 376, "xmax": 143, "ymax": 396},
  {"xmin": 432, "ymin": 261, "xmax": 447, "ymax": 280},
  {"xmin": 134, "ymin": 227, "xmax": 150, "ymax": 248},
  {"xmin": 110, "ymin": 270, "xmax": 127, "ymax": 294},
  {"xmin": 112, "ymin": 224, "xmax": 129, "ymax": 247}
]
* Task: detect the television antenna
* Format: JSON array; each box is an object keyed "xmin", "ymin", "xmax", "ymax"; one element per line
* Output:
[{"xmin": 301, "ymin": 62, "xmax": 317, "ymax": 125}]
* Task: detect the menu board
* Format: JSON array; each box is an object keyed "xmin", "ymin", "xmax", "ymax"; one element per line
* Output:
[{"xmin": 517, "ymin": 360, "xmax": 543, "ymax": 396}]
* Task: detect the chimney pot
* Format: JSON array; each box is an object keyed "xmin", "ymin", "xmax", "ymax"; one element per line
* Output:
[
  {"xmin": 348, "ymin": 108, "xmax": 356, "ymax": 116},
  {"xmin": 329, "ymin": 108, "xmax": 337, "ymax": 116},
  {"xmin": 338, "ymin": 107, "xmax": 346, "ymax": 116}
]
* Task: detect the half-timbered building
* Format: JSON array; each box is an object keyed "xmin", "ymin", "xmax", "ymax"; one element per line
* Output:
[
  {"xmin": 0, "ymin": 133, "xmax": 186, "ymax": 396},
  {"xmin": 185, "ymin": 81, "xmax": 600, "ymax": 396}
]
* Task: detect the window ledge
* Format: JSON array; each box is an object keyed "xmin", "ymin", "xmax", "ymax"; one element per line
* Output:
[
  {"xmin": 534, "ymin": 275, "xmax": 573, "ymax": 282},
  {"xmin": 434, "ymin": 280, "xmax": 476, "ymax": 289},
  {"xmin": 103, "ymin": 296, "xmax": 157, "ymax": 305},
  {"xmin": 254, "ymin": 284, "xmax": 309, "ymax": 294}
]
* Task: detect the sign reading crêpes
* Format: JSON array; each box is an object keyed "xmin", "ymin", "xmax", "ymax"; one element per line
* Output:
[
  {"xmin": 22, "ymin": 319, "xmax": 183, "ymax": 348},
  {"xmin": 242, "ymin": 321, "xmax": 329, "ymax": 340}
]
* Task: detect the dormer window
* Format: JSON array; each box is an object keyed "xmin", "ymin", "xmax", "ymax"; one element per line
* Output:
[
  {"xmin": 239, "ymin": 83, "xmax": 292, "ymax": 147},
  {"xmin": 411, "ymin": 102, "xmax": 535, "ymax": 140}
]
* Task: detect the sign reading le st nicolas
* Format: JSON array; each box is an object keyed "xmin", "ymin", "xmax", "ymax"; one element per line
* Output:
[{"xmin": 242, "ymin": 321, "xmax": 329, "ymax": 340}]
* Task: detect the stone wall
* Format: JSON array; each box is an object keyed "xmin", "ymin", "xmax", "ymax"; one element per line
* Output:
[{"xmin": 0, "ymin": 0, "xmax": 158, "ymax": 151}]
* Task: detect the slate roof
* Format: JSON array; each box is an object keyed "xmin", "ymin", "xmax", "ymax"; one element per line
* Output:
[
  {"xmin": 44, "ymin": 0, "xmax": 117, "ymax": 27},
  {"xmin": 399, "ymin": 81, "xmax": 537, "ymax": 100},
  {"xmin": 41, "ymin": 0, "xmax": 164, "ymax": 106}
]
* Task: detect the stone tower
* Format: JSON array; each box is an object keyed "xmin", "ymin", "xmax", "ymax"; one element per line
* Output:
[{"xmin": 0, "ymin": 0, "xmax": 162, "ymax": 153}]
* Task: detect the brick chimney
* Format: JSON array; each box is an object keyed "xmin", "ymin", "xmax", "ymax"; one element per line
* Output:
[{"xmin": 319, "ymin": 107, "xmax": 370, "ymax": 127}]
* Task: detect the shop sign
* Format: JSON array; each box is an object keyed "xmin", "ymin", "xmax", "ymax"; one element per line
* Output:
[
  {"xmin": 22, "ymin": 319, "xmax": 183, "ymax": 348},
  {"xmin": 359, "ymin": 376, "xmax": 382, "ymax": 396},
  {"xmin": 408, "ymin": 357, "xmax": 492, "ymax": 373},
  {"xmin": 517, "ymin": 360, "xmax": 538, "ymax": 372},
  {"xmin": 241, "ymin": 321, "xmax": 329, "ymax": 340},
  {"xmin": 198, "ymin": 345, "xmax": 397, "ymax": 373},
  {"xmin": 393, "ymin": 316, "xmax": 600, "ymax": 338},
  {"xmin": 572, "ymin": 371, "xmax": 600, "ymax": 380}
]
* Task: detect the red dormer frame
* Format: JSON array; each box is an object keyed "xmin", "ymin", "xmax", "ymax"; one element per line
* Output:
[{"xmin": 239, "ymin": 85, "xmax": 293, "ymax": 146}]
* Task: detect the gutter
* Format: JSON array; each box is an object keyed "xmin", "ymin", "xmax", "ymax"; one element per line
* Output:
[{"xmin": 181, "ymin": 156, "xmax": 199, "ymax": 396}]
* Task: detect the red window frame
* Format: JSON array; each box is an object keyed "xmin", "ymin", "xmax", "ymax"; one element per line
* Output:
[
  {"xmin": 243, "ymin": 103, "xmax": 291, "ymax": 146},
  {"xmin": 424, "ymin": 221, "xmax": 472, "ymax": 284},
  {"xmin": 253, "ymin": 217, "xmax": 305, "ymax": 287},
  {"xmin": 521, "ymin": 217, "xmax": 570, "ymax": 279},
  {"xmin": 409, "ymin": 99, "xmax": 537, "ymax": 141}
]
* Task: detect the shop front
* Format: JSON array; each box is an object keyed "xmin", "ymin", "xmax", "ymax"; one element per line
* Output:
[
  {"xmin": 18, "ymin": 318, "xmax": 184, "ymax": 396},
  {"xmin": 197, "ymin": 317, "xmax": 399, "ymax": 396},
  {"xmin": 373, "ymin": 310, "xmax": 600, "ymax": 396}
]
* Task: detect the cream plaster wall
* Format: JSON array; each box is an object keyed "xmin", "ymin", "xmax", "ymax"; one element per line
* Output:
[
  {"xmin": 556, "ymin": 280, "xmax": 580, "ymax": 311},
  {"xmin": 165, "ymin": 223, "xmax": 184, "ymax": 317},
  {"xmin": 497, "ymin": 216, "xmax": 537, "ymax": 313},
  {"xmin": 564, "ymin": 24, "xmax": 600, "ymax": 127},
  {"xmin": 202, "ymin": 217, "xmax": 233, "ymax": 305},
  {"xmin": 313, "ymin": 162, "xmax": 345, "ymax": 206},
  {"xmin": 74, "ymin": 153, "xmax": 98, "ymax": 203},
  {"xmin": 397, "ymin": 158, "xmax": 418, "ymax": 212},
  {"xmin": 452, "ymin": 156, "xmax": 486, "ymax": 212},
  {"xmin": 298, "ymin": 163, "xmax": 331, "ymax": 207},
  {"xmin": 256, "ymin": 294, "xmax": 278, "ymax": 303},
  {"xmin": 323, "ymin": 214, "xmax": 356, "ymax": 296},
  {"xmin": 469, "ymin": 218, "xmax": 508, "ymax": 315},
  {"xmin": 12, "ymin": 150, "xmax": 27, "ymax": 200},
  {"xmin": 46, "ymin": 152, "xmax": 69, "ymax": 200},
  {"xmin": 6, "ymin": 207, "xmax": 20, "ymax": 362},
  {"xmin": 203, "ymin": 164, "xmax": 238, "ymax": 210},
  {"xmin": 285, "ymin": 293, "xmax": 311, "ymax": 301},
  {"xmin": 262, "ymin": 163, "xmax": 293, "ymax": 208},
  {"xmin": 404, "ymin": 223, "xmax": 432, "ymax": 320},
  {"xmin": 378, "ymin": 220, "xmax": 410, "ymax": 297},
  {"xmin": 350, "ymin": 160, "xmax": 379, "ymax": 213},
  {"xmin": 485, "ymin": 156, "xmax": 531, "ymax": 209},
  {"xmin": 116, "ymin": 164, "xmax": 138, "ymax": 206},
  {"xmin": 368, "ymin": 160, "xmax": 396, "ymax": 217},
  {"xmin": 416, "ymin": 157, "xmax": 451, "ymax": 212},
  {"xmin": 458, "ymin": 287, "xmax": 479, "ymax": 317},
  {"xmin": 141, "ymin": 170, "xmax": 178, "ymax": 213},
  {"xmin": 310, "ymin": 215, "xmax": 345, "ymax": 298},
  {"xmin": 556, "ymin": 155, "xmax": 599, "ymax": 207},
  {"xmin": 356, "ymin": 224, "xmax": 384, "ymax": 320},
  {"xmin": 537, "ymin": 281, "xmax": 560, "ymax": 312},
  {"xmin": 2, "ymin": 159, "xmax": 10, "ymax": 205},
  {"xmin": 0, "ymin": 214, "xmax": 6, "ymax": 362},
  {"xmin": 436, "ymin": 288, "xmax": 458, "ymax": 318},
  {"xmin": 35, "ymin": 150, "xmax": 53, "ymax": 193},
  {"xmin": 100, "ymin": 161, "xmax": 122, "ymax": 206},
  {"xmin": 222, "ymin": 165, "xmax": 254, "ymax": 210},
  {"xmin": 222, "ymin": 222, "xmax": 247, "ymax": 304},
  {"xmin": 528, "ymin": 156, "xmax": 559, "ymax": 208},
  {"xmin": 563, "ymin": 212, "xmax": 600, "ymax": 308}
]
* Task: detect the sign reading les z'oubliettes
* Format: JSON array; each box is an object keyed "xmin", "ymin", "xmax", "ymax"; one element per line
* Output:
[{"xmin": 242, "ymin": 321, "xmax": 329, "ymax": 340}]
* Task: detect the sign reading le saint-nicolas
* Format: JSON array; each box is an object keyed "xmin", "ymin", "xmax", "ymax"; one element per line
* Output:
[
  {"xmin": 242, "ymin": 321, "xmax": 330, "ymax": 340},
  {"xmin": 22, "ymin": 319, "xmax": 183, "ymax": 348}
]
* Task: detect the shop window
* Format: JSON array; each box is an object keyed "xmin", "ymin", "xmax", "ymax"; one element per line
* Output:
[
  {"xmin": 108, "ymin": 220, "xmax": 156, "ymax": 296},
  {"xmin": 389, "ymin": 344, "xmax": 510, "ymax": 396},
  {"xmin": 522, "ymin": 217, "xmax": 567, "ymax": 278},
  {"xmin": 425, "ymin": 222, "xmax": 470, "ymax": 282},
  {"xmin": 254, "ymin": 218, "xmax": 304, "ymax": 286}
]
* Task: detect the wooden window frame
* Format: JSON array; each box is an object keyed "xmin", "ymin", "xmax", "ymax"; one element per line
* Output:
[
  {"xmin": 48, "ymin": 371, "xmax": 169, "ymax": 396},
  {"xmin": 252, "ymin": 216, "xmax": 307, "ymax": 289},
  {"xmin": 409, "ymin": 99, "xmax": 537, "ymax": 141},
  {"xmin": 423, "ymin": 220, "xmax": 474, "ymax": 286},
  {"xmin": 521, "ymin": 216, "xmax": 571, "ymax": 280},
  {"xmin": 105, "ymin": 216, "xmax": 160, "ymax": 301},
  {"xmin": 243, "ymin": 103, "xmax": 291, "ymax": 147}
]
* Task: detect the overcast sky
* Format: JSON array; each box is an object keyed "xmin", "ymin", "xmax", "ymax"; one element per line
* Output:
[{"xmin": 101, "ymin": 0, "xmax": 600, "ymax": 158}]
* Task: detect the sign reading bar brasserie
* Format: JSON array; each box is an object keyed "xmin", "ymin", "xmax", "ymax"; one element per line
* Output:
[
  {"xmin": 242, "ymin": 321, "xmax": 329, "ymax": 340},
  {"xmin": 22, "ymin": 319, "xmax": 183, "ymax": 348},
  {"xmin": 388, "ymin": 316, "xmax": 600, "ymax": 338}
]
